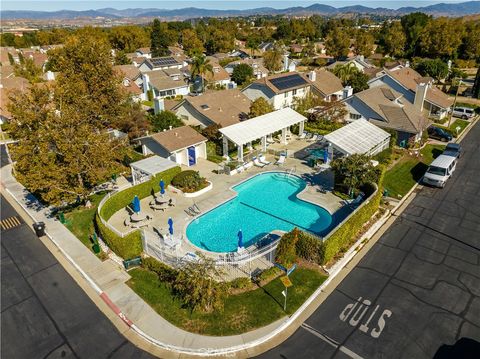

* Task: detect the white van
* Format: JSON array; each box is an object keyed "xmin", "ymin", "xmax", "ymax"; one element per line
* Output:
[
  {"xmin": 452, "ymin": 107, "xmax": 475, "ymax": 119},
  {"xmin": 423, "ymin": 155, "xmax": 457, "ymax": 188}
]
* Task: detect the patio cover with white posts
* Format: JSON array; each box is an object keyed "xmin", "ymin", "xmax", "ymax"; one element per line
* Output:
[
  {"xmin": 324, "ymin": 119, "xmax": 390, "ymax": 157},
  {"xmin": 130, "ymin": 155, "xmax": 178, "ymax": 185},
  {"xmin": 219, "ymin": 107, "xmax": 307, "ymax": 161}
]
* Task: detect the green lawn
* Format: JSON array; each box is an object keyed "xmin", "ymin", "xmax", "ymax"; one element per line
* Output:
[
  {"xmin": 64, "ymin": 192, "xmax": 107, "ymax": 253},
  {"xmin": 127, "ymin": 267, "xmax": 327, "ymax": 336},
  {"xmin": 383, "ymin": 144, "xmax": 445, "ymax": 198},
  {"xmin": 446, "ymin": 119, "xmax": 469, "ymax": 137},
  {"xmin": 142, "ymin": 100, "xmax": 154, "ymax": 107}
]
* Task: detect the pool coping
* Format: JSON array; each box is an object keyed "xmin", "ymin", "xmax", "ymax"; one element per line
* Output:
[{"xmin": 182, "ymin": 170, "xmax": 340, "ymax": 255}]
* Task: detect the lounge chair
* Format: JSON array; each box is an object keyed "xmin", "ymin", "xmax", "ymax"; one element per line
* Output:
[
  {"xmin": 275, "ymin": 153, "xmax": 287, "ymax": 166},
  {"xmin": 343, "ymin": 193, "xmax": 365, "ymax": 207},
  {"xmin": 307, "ymin": 134, "xmax": 318, "ymax": 142},
  {"xmin": 193, "ymin": 203, "xmax": 201, "ymax": 213},
  {"xmin": 189, "ymin": 206, "xmax": 200, "ymax": 215},
  {"xmin": 253, "ymin": 156, "xmax": 266, "ymax": 168},
  {"xmin": 259, "ymin": 154, "xmax": 271, "ymax": 165},
  {"xmin": 266, "ymin": 137, "xmax": 275, "ymax": 144},
  {"xmin": 236, "ymin": 165, "xmax": 244, "ymax": 174},
  {"xmin": 298, "ymin": 132, "xmax": 307, "ymax": 140}
]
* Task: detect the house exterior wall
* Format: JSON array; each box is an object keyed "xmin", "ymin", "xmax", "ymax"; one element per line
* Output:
[
  {"xmin": 152, "ymin": 85, "xmax": 189, "ymax": 99},
  {"xmin": 272, "ymin": 86, "xmax": 309, "ymax": 110},
  {"xmin": 172, "ymin": 142, "xmax": 207, "ymax": 166},
  {"xmin": 344, "ymin": 97, "xmax": 382, "ymax": 122},
  {"xmin": 141, "ymin": 138, "xmax": 171, "ymax": 158}
]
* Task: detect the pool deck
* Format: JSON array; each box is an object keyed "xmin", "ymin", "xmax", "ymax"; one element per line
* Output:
[{"xmin": 107, "ymin": 152, "xmax": 345, "ymax": 264}]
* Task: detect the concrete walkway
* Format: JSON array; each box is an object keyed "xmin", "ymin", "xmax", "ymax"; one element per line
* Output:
[{"xmin": 0, "ymin": 163, "xmax": 288, "ymax": 357}]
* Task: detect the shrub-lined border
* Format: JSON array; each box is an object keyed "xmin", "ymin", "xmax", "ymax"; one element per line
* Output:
[{"xmin": 95, "ymin": 166, "xmax": 181, "ymax": 259}]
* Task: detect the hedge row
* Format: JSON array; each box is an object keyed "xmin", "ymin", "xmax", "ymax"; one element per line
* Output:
[
  {"xmin": 100, "ymin": 166, "xmax": 181, "ymax": 221},
  {"xmin": 95, "ymin": 212, "xmax": 142, "ymax": 259},
  {"xmin": 322, "ymin": 169, "xmax": 385, "ymax": 263}
]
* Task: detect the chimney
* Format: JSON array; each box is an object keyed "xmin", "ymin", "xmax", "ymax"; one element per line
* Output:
[
  {"xmin": 153, "ymin": 97, "xmax": 165, "ymax": 114},
  {"xmin": 414, "ymin": 83, "xmax": 428, "ymax": 112},
  {"xmin": 46, "ymin": 70, "xmax": 55, "ymax": 81},
  {"xmin": 405, "ymin": 60, "xmax": 410, "ymax": 68},
  {"xmin": 343, "ymin": 85, "xmax": 353, "ymax": 99},
  {"xmin": 283, "ymin": 54, "xmax": 289, "ymax": 72},
  {"xmin": 142, "ymin": 73, "xmax": 150, "ymax": 97},
  {"xmin": 169, "ymin": 125, "xmax": 173, "ymax": 130},
  {"xmin": 309, "ymin": 70, "xmax": 316, "ymax": 82}
]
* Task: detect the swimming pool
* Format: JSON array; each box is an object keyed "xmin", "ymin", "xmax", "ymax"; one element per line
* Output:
[{"xmin": 186, "ymin": 172, "xmax": 333, "ymax": 253}]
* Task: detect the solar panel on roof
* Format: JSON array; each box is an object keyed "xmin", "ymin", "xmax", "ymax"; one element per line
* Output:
[
  {"xmin": 150, "ymin": 57, "xmax": 179, "ymax": 67},
  {"xmin": 269, "ymin": 74, "xmax": 308, "ymax": 91}
]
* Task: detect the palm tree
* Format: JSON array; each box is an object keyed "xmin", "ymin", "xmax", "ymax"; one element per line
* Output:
[
  {"xmin": 190, "ymin": 56, "xmax": 213, "ymax": 93},
  {"xmin": 333, "ymin": 62, "xmax": 360, "ymax": 84}
]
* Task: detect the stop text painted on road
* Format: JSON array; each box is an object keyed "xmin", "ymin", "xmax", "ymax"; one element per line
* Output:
[{"xmin": 339, "ymin": 297, "xmax": 392, "ymax": 338}]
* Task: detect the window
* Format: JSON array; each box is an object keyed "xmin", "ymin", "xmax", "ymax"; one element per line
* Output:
[
  {"xmin": 284, "ymin": 92, "xmax": 289, "ymax": 98},
  {"xmin": 350, "ymin": 113, "xmax": 362, "ymax": 120},
  {"xmin": 293, "ymin": 89, "xmax": 297, "ymax": 96}
]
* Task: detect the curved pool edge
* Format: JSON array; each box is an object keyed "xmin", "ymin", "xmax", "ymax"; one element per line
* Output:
[{"xmin": 182, "ymin": 170, "xmax": 333, "ymax": 255}]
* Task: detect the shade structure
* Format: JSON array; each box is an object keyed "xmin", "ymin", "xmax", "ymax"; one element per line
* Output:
[
  {"xmin": 237, "ymin": 229, "xmax": 244, "ymax": 248},
  {"xmin": 168, "ymin": 217, "xmax": 174, "ymax": 235},
  {"xmin": 160, "ymin": 179, "xmax": 165, "ymax": 195},
  {"xmin": 132, "ymin": 195, "xmax": 141, "ymax": 213},
  {"xmin": 219, "ymin": 107, "xmax": 307, "ymax": 146},
  {"xmin": 324, "ymin": 119, "xmax": 390, "ymax": 156}
]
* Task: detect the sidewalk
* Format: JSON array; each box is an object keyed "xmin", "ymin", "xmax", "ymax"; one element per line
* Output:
[{"xmin": 0, "ymin": 163, "xmax": 287, "ymax": 358}]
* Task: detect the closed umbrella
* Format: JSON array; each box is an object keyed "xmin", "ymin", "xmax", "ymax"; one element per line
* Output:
[
  {"xmin": 168, "ymin": 217, "xmax": 174, "ymax": 235},
  {"xmin": 160, "ymin": 179, "xmax": 165, "ymax": 195},
  {"xmin": 238, "ymin": 229, "xmax": 243, "ymax": 249},
  {"xmin": 132, "ymin": 195, "xmax": 141, "ymax": 214},
  {"xmin": 323, "ymin": 149, "xmax": 328, "ymax": 164}
]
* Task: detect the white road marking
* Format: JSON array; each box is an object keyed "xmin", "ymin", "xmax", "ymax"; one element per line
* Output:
[{"xmin": 301, "ymin": 323, "xmax": 365, "ymax": 359}]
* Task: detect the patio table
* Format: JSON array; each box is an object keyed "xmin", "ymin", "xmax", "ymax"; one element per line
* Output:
[
  {"xmin": 155, "ymin": 194, "xmax": 171, "ymax": 204},
  {"xmin": 130, "ymin": 212, "xmax": 147, "ymax": 222}
]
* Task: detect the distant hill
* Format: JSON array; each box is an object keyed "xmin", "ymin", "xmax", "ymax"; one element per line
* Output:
[{"xmin": 2, "ymin": 1, "xmax": 480, "ymax": 20}]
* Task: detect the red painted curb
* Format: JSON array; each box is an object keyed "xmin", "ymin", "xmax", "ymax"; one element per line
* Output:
[{"xmin": 100, "ymin": 292, "xmax": 133, "ymax": 327}]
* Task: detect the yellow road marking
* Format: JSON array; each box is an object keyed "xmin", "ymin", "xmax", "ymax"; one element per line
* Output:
[{"xmin": 0, "ymin": 216, "xmax": 21, "ymax": 230}]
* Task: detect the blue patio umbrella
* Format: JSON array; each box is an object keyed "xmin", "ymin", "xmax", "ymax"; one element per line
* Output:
[
  {"xmin": 323, "ymin": 149, "xmax": 329, "ymax": 164},
  {"xmin": 168, "ymin": 217, "xmax": 174, "ymax": 235},
  {"xmin": 132, "ymin": 195, "xmax": 141, "ymax": 214},
  {"xmin": 238, "ymin": 229, "xmax": 244, "ymax": 248},
  {"xmin": 160, "ymin": 179, "xmax": 165, "ymax": 195}
]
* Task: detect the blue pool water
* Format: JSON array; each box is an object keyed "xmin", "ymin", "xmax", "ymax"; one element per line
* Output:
[{"xmin": 186, "ymin": 172, "xmax": 334, "ymax": 253}]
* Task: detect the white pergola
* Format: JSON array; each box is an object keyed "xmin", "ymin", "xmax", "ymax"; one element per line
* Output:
[
  {"xmin": 130, "ymin": 155, "xmax": 177, "ymax": 185},
  {"xmin": 324, "ymin": 119, "xmax": 390, "ymax": 156},
  {"xmin": 219, "ymin": 107, "xmax": 307, "ymax": 161}
]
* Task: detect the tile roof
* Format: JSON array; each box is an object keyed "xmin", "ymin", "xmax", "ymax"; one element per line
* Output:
[
  {"xmin": 113, "ymin": 64, "xmax": 141, "ymax": 80},
  {"xmin": 354, "ymin": 86, "xmax": 430, "ymax": 134},
  {"xmin": 385, "ymin": 68, "xmax": 453, "ymax": 109},
  {"xmin": 150, "ymin": 125, "xmax": 207, "ymax": 152},
  {"xmin": 146, "ymin": 70, "xmax": 188, "ymax": 91},
  {"xmin": 309, "ymin": 69, "xmax": 344, "ymax": 97},
  {"xmin": 136, "ymin": 47, "xmax": 151, "ymax": 54},
  {"xmin": 178, "ymin": 89, "xmax": 251, "ymax": 127},
  {"xmin": 0, "ymin": 77, "xmax": 29, "ymax": 90}
]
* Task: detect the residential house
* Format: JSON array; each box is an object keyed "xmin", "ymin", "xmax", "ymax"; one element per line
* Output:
[
  {"xmin": 368, "ymin": 67, "xmax": 453, "ymax": 119},
  {"xmin": 327, "ymin": 55, "xmax": 375, "ymax": 73},
  {"xmin": 138, "ymin": 125, "xmax": 207, "ymax": 167},
  {"xmin": 202, "ymin": 57, "xmax": 231, "ymax": 87},
  {"xmin": 173, "ymin": 89, "xmax": 251, "ymax": 128},
  {"xmin": 305, "ymin": 69, "xmax": 347, "ymax": 101},
  {"xmin": 142, "ymin": 70, "xmax": 189, "ymax": 99},
  {"xmin": 224, "ymin": 58, "xmax": 269, "ymax": 79},
  {"xmin": 290, "ymin": 44, "xmax": 304, "ymax": 54},
  {"xmin": 282, "ymin": 54, "xmax": 297, "ymax": 72},
  {"xmin": 258, "ymin": 42, "xmax": 274, "ymax": 52},
  {"xmin": 135, "ymin": 47, "xmax": 151, "ymax": 58},
  {"xmin": 114, "ymin": 64, "xmax": 144, "ymax": 101},
  {"xmin": 242, "ymin": 72, "xmax": 310, "ymax": 110},
  {"xmin": 229, "ymin": 49, "xmax": 250, "ymax": 59},
  {"xmin": 344, "ymin": 86, "xmax": 431, "ymax": 145},
  {"xmin": 139, "ymin": 56, "xmax": 185, "ymax": 72}
]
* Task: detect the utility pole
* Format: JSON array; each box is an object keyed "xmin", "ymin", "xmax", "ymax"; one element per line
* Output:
[{"xmin": 448, "ymin": 78, "xmax": 461, "ymax": 128}]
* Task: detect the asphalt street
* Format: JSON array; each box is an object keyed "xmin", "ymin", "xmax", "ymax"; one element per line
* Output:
[
  {"xmin": 0, "ymin": 195, "xmax": 154, "ymax": 359},
  {"xmin": 261, "ymin": 122, "xmax": 480, "ymax": 359}
]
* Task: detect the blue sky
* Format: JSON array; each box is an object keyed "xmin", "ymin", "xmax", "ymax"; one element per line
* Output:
[{"xmin": 1, "ymin": 1, "xmax": 467, "ymax": 11}]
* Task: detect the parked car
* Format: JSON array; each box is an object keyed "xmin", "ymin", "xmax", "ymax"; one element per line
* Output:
[
  {"xmin": 443, "ymin": 143, "xmax": 462, "ymax": 158},
  {"xmin": 452, "ymin": 107, "xmax": 475, "ymax": 119},
  {"xmin": 428, "ymin": 126, "xmax": 453, "ymax": 142},
  {"xmin": 423, "ymin": 155, "xmax": 457, "ymax": 188}
]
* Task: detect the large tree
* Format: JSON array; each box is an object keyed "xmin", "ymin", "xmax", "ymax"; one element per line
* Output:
[
  {"xmin": 400, "ymin": 12, "xmax": 430, "ymax": 56},
  {"xmin": 231, "ymin": 63, "xmax": 254, "ymax": 85},
  {"xmin": 148, "ymin": 111, "xmax": 183, "ymax": 132},
  {"xmin": 419, "ymin": 18, "xmax": 464, "ymax": 59},
  {"xmin": 331, "ymin": 154, "xmax": 377, "ymax": 195},
  {"xmin": 460, "ymin": 21, "xmax": 480, "ymax": 61},
  {"xmin": 7, "ymin": 29, "xmax": 130, "ymax": 204},
  {"xmin": 325, "ymin": 29, "xmax": 350, "ymax": 60},
  {"xmin": 473, "ymin": 67, "xmax": 480, "ymax": 99},
  {"xmin": 380, "ymin": 22, "xmax": 406, "ymax": 58},
  {"xmin": 150, "ymin": 19, "xmax": 171, "ymax": 57},
  {"xmin": 354, "ymin": 30, "xmax": 374, "ymax": 56},
  {"xmin": 415, "ymin": 59, "xmax": 449, "ymax": 82},
  {"xmin": 190, "ymin": 56, "xmax": 213, "ymax": 93},
  {"xmin": 248, "ymin": 97, "xmax": 274, "ymax": 118},
  {"xmin": 109, "ymin": 25, "xmax": 149, "ymax": 53},
  {"xmin": 263, "ymin": 47, "xmax": 283, "ymax": 72},
  {"xmin": 181, "ymin": 29, "xmax": 204, "ymax": 57}
]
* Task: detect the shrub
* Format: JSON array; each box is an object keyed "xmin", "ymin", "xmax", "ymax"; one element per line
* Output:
[
  {"xmin": 171, "ymin": 170, "xmax": 208, "ymax": 193},
  {"xmin": 95, "ymin": 212, "xmax": 142, "ymax": 259},
  {"xmin": 142, "ymin": 257, "xmax": 178, "ymax": 283},
  {"xmin": 296, "ymin": 232, "xmax": 325, "ymax": 264},
  {"xmin": 322, "ymin": 170, "xmax": 385, "ymax": 264},
  {"xmin": 229, "ymin": 277, "xmax": 252, "ymax": 290},
  {"xmin": 374, "ymin": 147, "xmax": 393, "ymax": 166},
  {"xmin": 257, "ymin": 266, "xmax": 281, "ymax": 283},
  {"xmin": 275, "ymin": 228, "xmax": 300, "ymax": 268},
  {"xmin": 100, "ymin": 166, "xmax": 180, "ymax": 221}
]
